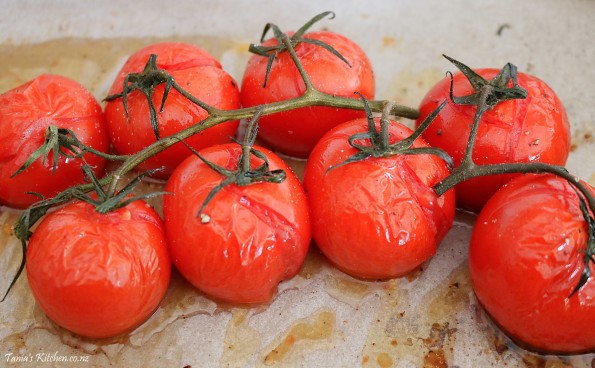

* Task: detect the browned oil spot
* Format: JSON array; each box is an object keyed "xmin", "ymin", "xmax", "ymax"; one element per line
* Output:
[
  {"xmin": 493, "ymin": 336, "xmax": 509, "ymax": 355},
  {"xmin": 362, "ymin": 355, "xmax": 370, "ymax": 364},
  {"xmin": 2, "ymin": 331, "xmax": 27, "ymax": 350},
  {"xmin": 221, "ymin": 309, "xmax": 261, "ymax": 368},
  {"xmin": 423, "ymin": 349, "xmax": 447, "ymax": 368},
  {"xmin": 324, "ymin": 274, "xmax": 372, "ymax": 307},
  {"xmin": 2, "ymin": 221, "xmax": 13, "ymax": 236},
  {"xmin": 377, "ymin": 352, "xmax": 393, "ymax": 367},
  {"xmin": 381, "ymin": 36, "xmax": 397, "ymax": 49},
  {"xmin": 570, "ymin": 126, "xmax": 595, "ymax": 152},
  {"xmin": 263, "ymin": 309, "xmax": 335, "ymax": 365},
  {"xmin": 522, "ymin": 354, "xmax": 546, "ymax": 368},
  {"xmin": 422, "ymin": 322, "xmax": 456, "ymax": 350},
  {"xmin": 426, "ymin": 264, "xmax": 472, "ymax": 322}
]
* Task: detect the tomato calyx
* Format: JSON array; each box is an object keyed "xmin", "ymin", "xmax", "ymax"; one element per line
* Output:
[
  {"xmin": 178, "ymin": 109, "xmax": 286, "ymax": 220},
  {"xmin": 248, "ymin": 11, "xmax": 351, "ymax": 87},
  {"xmin": 104, "ymin": 54, "xmax": 217, "ymax": 141},
  {"xmin": 105, "ymin": 54, "xmax": 172, "ymax": 140},
  {"xmin": 328, "ymin": 94, "xmax": 452, "ymax": 172},
  {"xmin": 443, "ymin": 55, "xmax": 528, "ymax": 111},
  {"xmin": 11, "ymin": 125, "xmax": 126, "ymax": 178}
]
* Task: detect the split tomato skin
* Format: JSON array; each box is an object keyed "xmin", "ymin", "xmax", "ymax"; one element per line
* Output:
[
  {"xmin": 163, "ymin": 144, "xmax": 311, "ymax": 304},
  {"xmin": 0, "ymin": 74, "xmax": 108, "ymax": 208},
  {"xmin": 417, "ymin": 69, "xmax": 570, "ymax": 212},
  {"xmin": 303, "ymin": 118, "xmax": 455, "ymax": 280},
  {"xmin": 26, "ymin": 199, "xmax": 171, "ymax": 339},
  {"xmin": 104, "ymin": 42, "xmax": 241, "ymax": 178},
  {"xmin": 470, "ymin": 174, "xmax": 595, "ymax": 354},
  {"xmin": 241, "ymin": 31, "xmax": 375, "ymax": 158}
]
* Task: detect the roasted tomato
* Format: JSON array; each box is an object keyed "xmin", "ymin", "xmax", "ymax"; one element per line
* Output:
[
  {"xmin": 104, "ymin": 42, "xmax": 241, "ymax": 178},
  {"xmin": 417, "ymin": 68, "xmax": 570, "ymax": 212},
  {"xmin": 303, "ymin": 118, "xmax": 455, "ymax": 279},
  {"xmin": 241, "ymin": 31, "xmax": 375, "ymax": 158},
  {"xmin": 0, "ymin": 74, "xmax": 108, "ymax": 209},
  {"xmin": 26, "ymin": 199, "xmax": 171, "ymax": 339},
  {"xmin": 163, "ymin": 143, "xmax": 311, "ymax": 303},
  {"xmin": 470, "ymin": 174, "xmax": 595, "ymax": 354}
]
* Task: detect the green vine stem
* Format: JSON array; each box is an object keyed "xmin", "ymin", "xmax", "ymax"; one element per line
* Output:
[{"xmin": 103, "ymin": 40, "xmax": 418, "ymax": 195}]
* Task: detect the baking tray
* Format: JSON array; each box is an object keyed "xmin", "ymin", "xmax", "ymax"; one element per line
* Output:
[{"xmin": 1, "ymin": 1, "xmax": 594, "ymax": 367}]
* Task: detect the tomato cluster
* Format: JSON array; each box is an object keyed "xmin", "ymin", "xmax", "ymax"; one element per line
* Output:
[{"xmin": 0, "ymin": 13, "xmax": 593, "ymax": 355}]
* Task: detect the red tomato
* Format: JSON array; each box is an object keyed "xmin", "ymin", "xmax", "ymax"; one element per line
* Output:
[
  {"xmin": 163, "ymin": 144, "xmax": 311, "ymax": 303},
  {"xmin": 241, "ymin": 31, "xmax": 375, "ymax": 158},
  {"xmin": 417, "ymin": 69, "xmax": 570, "ymax": 212},
  {"xmin": 303, "ymin": 118, "xmax": 455, "ymax": 279},
  {"xmin": 0, "ymin": 74, "xmax": 108, "ymax": 209},
  {"xmin": 26, "ymin": 199, "xmax": 171, "ymax": 339},
  {"xmin": 104, "ymin": 42, "xmax": 241, "ymax": 178},
  {"xmin": 470, "ymin": 174, "xmax": 594, "ymax": 354}
]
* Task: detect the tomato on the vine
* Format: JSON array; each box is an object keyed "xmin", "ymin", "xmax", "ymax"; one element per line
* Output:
[
  {"xmin": 470, "ymin": 174, "xmax": 595, "ymax": 354},
  {"xmin": 241, "ymin": 31, "xmax": 375, "ymax": 158},
  {"xmin": 104, "ymin": 42, "xmax": 241, "ymax": 178},
  {"xmin": 26, "ymin": 199, "xmax": 171, "ymax": 339},
  {"xmin": 0, "ymin": 74, "xmax": 108, "ymax": 209},
  {"xmin": 163, "ymin": 143, "xmax": 311, "ymax": 303},
  {"xmin": 303, "ymin": 118, "xmax": 455, "ymax": 279},
  {"xmin": 417, "ymin": 68, "xmax": 570, "ymax": 212}
]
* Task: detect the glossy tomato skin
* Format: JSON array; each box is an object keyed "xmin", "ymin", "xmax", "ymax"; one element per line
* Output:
[
  {"xmin": 241, "ymin": 31, "xmax": 375, "ymax": 158},
  {"xmin": 163, "ymin": 144, "xmax": 311, "ymax": 304},
  {"xmin": 470, "ymin": 174, "xmax": 595, "ymax": 354},
  {"xmin": 303, "ymin": 118, "xmax": 455, "ymax": 279},
  {"xmin": 0, "ymin": 74, "xmax": 108, "ymax": 208},
  {"xmin": 26, "ymin": 200, "xmax": 171, "ymax": 339},
  {"xmin": 417, "ymin": 69, "xmax": 570, "ymax": 212},
  {"xmin": 104, "ymin": 42, "xmax": 241, "ymax": 178}
]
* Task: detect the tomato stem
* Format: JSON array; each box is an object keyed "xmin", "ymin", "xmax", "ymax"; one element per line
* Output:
[{"xmin": 327, "ymin": 95, "xmax": 451, "ymax": 172}]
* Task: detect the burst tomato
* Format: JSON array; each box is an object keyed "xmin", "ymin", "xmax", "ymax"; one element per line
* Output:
[
  {"xmin": 470, "ymin": 174, "xmax": 595, "ymax": 354},
  {"xmin": 0, "ymin": 74, "xmax": 108, "ymax": 209},
  {"xmin": 303, "ymin": 118, "xmax": 455, "ymax": 279},
  {"xmin": 163, "ymin": 143, "xmax": 311, "ymax": 304},
  {"xmin": 104, "ymin": 42, "xmax": 241, "ymax": 178},
  {"xmin": 26, "ymin": 199, "xmax": 171, "ymax": 339},
  {"xmin": 241, "ymin": 31, "xmax": 375, "ymax": 158},
  {"xmin": 417, "ymin": 69, "xmax": 570, "ymax": 212}
]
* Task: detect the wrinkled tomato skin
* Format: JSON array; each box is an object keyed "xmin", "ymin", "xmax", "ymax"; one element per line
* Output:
[
  {"xmin": 470, "ymin": 174, "xmax": 595, "ymax": 354},
  {"xmin": 0, "ymin": 74, "xmax": 108, "ymax": 208},
  {"xmin": 104, "ymin": 42, "xmax": 241, "ymax": 178},
  {"xmin": 303, "ymin": 118, "xmax": 455, "ymax": 279},
  {"xmin": 417, "ymin": 69, "xmax": 570, "ymax": 212},
  {"xmin": 26, "ymin": 200, "xmax": 171, "ymax": 339},
  {"xmin": 163, "ymin": 144, "xmax": 311, "ymax": 304},
  {"xmin": 241, "ymin": 31, "xmax": 375, "ymax": 158}
]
